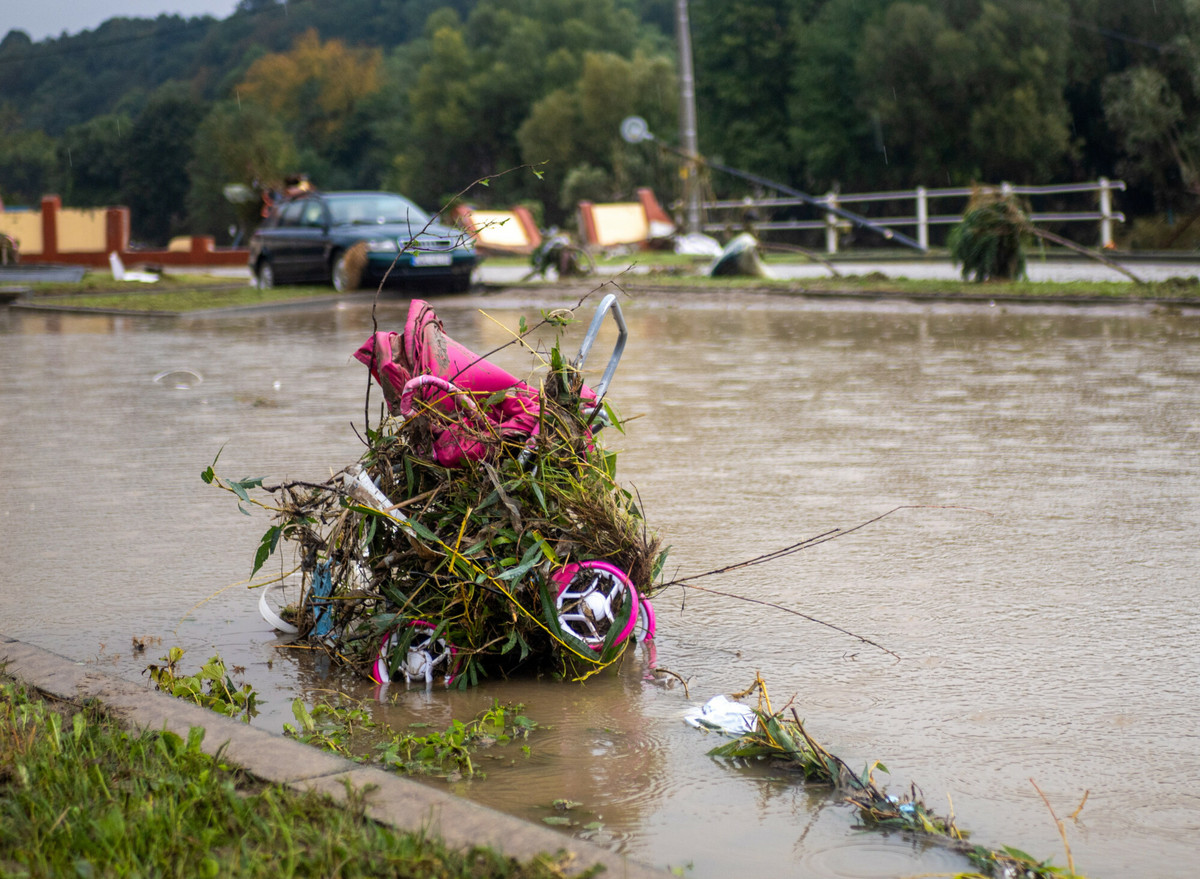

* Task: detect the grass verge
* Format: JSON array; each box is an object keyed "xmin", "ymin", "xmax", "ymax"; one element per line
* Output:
[
  {"xmin": 0, "ymin": 673, "xmax": 588, "ymax": 878},
  {"xmin": 23, "ymin": 279, "xmax": 341, "ymax": 313},
  {"xmin": 14, "ymin": 257, "xmax": 1200, "ymax": 314}
]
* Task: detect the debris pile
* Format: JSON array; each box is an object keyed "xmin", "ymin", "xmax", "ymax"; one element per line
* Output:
[
  {"xmin": 223, "ymin": 294, "xmax": 664, "ymax": 688},
  {"xmin": 696, "ymin": 676, "xmax": 1089, "ymax": 879}
]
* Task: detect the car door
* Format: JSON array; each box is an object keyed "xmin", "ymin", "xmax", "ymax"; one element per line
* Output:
[
  {"xmin": 264, "ymin": 200, "xmax": 306, "ymax": 282},
  {"xmin": 292, "ymin": 198, "xmax": 331, "ymax": 282}
]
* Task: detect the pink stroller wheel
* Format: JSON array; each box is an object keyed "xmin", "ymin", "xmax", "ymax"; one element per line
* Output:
[
  {"xmin": 634, "ymin": 596, "xmax": 656, "ymax": 643},
  {"xmin": 372, "ymin": 620, "xmax": 458, "ymax": 686},
  {"xmin": 550, "ymin": 560, "xmax": 640, "ymax": 650}
]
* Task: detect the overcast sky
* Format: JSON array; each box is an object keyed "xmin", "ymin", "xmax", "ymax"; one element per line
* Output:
[{"xmin": 5, "ymin": 1, "xmax": 240, "ymax": 42}]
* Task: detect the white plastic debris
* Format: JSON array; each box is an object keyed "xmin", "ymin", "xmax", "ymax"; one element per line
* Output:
[
  {"xmin": 109, "ymin": 251, "xmax": 160, "ymax": 283},
  {"xmin": 674, "ymin": 232, "xmax": 724, "ymax": 257},
  {"xmin": 683, "ymin": 694, "xmax": 758, "ymax": 736}
]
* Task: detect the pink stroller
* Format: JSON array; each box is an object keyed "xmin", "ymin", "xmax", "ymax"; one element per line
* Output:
[{"xmin": 353, "ymin": 295, "xmax": 654, "ymax": 684}]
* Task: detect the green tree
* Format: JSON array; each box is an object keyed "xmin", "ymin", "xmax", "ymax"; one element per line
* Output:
[
  {"xmin": 186, "ymin": 99, "xmax": 299, "ymax": 241},
  {"xmin": 0, "ymin": 105, "xmax": 58, "ymax": 206},
  {"xmin": 1103, "ymin": 66, "xmax": 1200, "ymax": 210},
  {"xmin": 691, "ymin": 0, "xmax": 798, "ymax": 183},
  {"xmin": 855, "ymin": 1, "xmax": 1074, "ymax": 187},
  {"xmin": 56, "ymin": 114, "xmax": 132, "ymax": 207},
  {"xmin": 393, "ymin": 0, "xmax": 652, "ymax": 210},
  {"xmin": 121, "ymin": 84, "xmax": 207, "ymax": 244},
  {"xmin": 517, "ymin": 50, "xmax": 677, "ymax": 215},
  {"xmin": 787, "ymin": 0, "xmax": 885, "ymax": 192}
]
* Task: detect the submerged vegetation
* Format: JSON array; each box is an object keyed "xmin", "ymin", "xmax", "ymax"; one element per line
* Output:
[
  {"xmin": 285, "ymin": 696, "xmax": 537, "ymax": 779},
  {"xmin": 0, "ymin": 673, "xmax": 581, "ymax": 879},
  {"xmin": 145, "ymin": 647, "xmax": 259, "ymax": 722},
  {"xmin": 704, "ymin": 676, "xmax": 1089, "ymax": 879}
]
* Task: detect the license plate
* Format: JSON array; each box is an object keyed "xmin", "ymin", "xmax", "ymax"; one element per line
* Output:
[{"xmin": 412, "ymin": 252, "xmax": 452, "ymax": 267}]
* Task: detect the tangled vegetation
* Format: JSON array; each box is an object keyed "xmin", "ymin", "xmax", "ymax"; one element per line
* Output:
[
  {"xmin": 208, "ymin": 296, "xmax": 664, "ymax": 688},
  {"xmin": 285, "ymin": 696, "xmax": 537, "ymax": 780},
  {"xmin": 706, "ymin": 676, "xmax": 1089, "ymax": 879},
  {"xmin": 949, "ymin": 190, "xmax": 1031, "ymax": 282}
]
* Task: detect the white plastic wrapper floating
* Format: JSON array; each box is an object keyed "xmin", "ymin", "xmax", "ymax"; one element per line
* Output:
[{"xmin": 683, "ymin": 695, "xmax": 758, "ymax": 737}]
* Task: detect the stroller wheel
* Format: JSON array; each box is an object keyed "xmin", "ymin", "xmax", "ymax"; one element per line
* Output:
[
  {"xmin": 372, "ymin": 621, "xmax": 457, "ymax": 686},
  {"xmin": 634, "ymin": 596, "xmax": 656, "ymax": 643},
  {"xmin": 550, "ymin": 560, "xmax": 640, "ymax": 650}
]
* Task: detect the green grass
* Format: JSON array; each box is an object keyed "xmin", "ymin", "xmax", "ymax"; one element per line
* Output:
[
  {"xmin": 15, "ymin": 258, "xmax": 1200, "ymax": 314},
  {"xmin": 0, "ymin": 674, "xmax": 587, "ymax": 878},
  {"xmin": 29, "ymin": 281, "xmax": 341, "ymax": 313},
  {"xmin": 25, "ymin": 272, "xmax": 237, "ymax": 295}
]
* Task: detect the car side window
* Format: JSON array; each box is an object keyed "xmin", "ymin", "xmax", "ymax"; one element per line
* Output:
[
  {"xmin": 301, "ymin": 202, "xmax": 324, "ymax": 227},
  {"xmin": 278, "ymin": 201, "xmax": 304, "ymax": 227}
]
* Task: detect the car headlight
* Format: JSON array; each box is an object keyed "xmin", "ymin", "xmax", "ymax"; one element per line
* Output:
[{"xmin": 365, "ymin": 238, "xmax": 399, "ymax": 252}]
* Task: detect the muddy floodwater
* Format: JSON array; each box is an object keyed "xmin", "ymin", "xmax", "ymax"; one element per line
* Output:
[{"xmin": 3, "ymin": 289, "xmax": 1199, "ymax": 879}]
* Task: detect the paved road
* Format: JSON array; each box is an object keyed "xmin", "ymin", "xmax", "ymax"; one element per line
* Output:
[
  {"xmin": 178, "ymin": 256, "xmax": 1200, "ymax": 286},
  {"xmin": 478, "ymin": 256, "xmax": 1199, "ymax": 286}
]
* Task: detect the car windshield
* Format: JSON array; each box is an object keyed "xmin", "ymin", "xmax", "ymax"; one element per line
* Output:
[{"xmin": 326, "ymin": 194, "xmax": 431, "ymax": 227}]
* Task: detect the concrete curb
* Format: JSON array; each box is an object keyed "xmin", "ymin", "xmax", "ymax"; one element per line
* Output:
[{"xmin": 0, "ymin": 634, "xmax": 670, "ymax": 878}]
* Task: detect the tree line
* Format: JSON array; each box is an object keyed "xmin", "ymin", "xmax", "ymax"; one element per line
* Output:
[{"xmin": 0, "ymin": 0, "xmax": 1196, "ymax": 247}]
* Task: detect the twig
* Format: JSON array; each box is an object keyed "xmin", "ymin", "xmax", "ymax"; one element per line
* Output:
[
  {"xmin": 648, "ymin": 666, "xmax": 690, "ymax": 698},
  {"xmin": 1024, "ymin": 223, "xmax": 1142, "ymax": 284},
  {"xmin": 656, "ymin": 505, "xmax": 991, "ymax": 660},
  {"xmin": 1031, "ymin": 778, "xmax": 1079, "ymax": 876},
  {"xmin": 759, "ymin": 240, "xmax": 842, "ymax": 277}
]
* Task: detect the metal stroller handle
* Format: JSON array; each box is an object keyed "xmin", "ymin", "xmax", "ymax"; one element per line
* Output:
[{"xmin": 574, "ymin": 293, "xmax": 627, "ymax": 400}]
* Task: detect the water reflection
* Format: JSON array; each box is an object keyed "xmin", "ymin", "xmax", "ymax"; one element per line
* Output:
[{"xmin": 2, "ymin": 292, "xmax": 1198, "ymax": 879}]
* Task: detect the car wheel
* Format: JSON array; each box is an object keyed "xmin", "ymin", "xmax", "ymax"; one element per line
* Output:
[{"xmin": 256, "ymin": 260, "xmax": 275, "ymax": 290}]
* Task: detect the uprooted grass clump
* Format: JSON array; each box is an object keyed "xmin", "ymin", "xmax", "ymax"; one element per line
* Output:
[
  {"xmin": 208, "ymin": 302, "xmax": 665, "ymax": 687},
  {"xmin": 705, "ymin": 675, "xmax": 1089, "ymax": 879}
]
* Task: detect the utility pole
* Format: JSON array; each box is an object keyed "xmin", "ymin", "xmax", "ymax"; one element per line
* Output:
[{"xmin": 676, "ymin": 0, "xmax": 701, "ymax": 234}]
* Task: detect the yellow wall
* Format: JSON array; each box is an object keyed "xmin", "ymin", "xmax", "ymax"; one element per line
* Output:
[
  {"xmin": 0, "ymin": 211, "xmax": 43, "ymax": 253},
  {"xmin": 590, "ymin": 203, "xmax": 649, "ymax": 247},
  {"xmin": 57, "ymin": 208, "xmax": 108, "ymax": 252},
  {"xmin": 470, "ymin": 210, "xmax": 532, "ymax": 248}
]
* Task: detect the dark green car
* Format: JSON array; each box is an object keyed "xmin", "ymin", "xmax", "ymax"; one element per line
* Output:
[{"xmin": 248, "ymin": 190, "xmax": 477, "ymax": 293}]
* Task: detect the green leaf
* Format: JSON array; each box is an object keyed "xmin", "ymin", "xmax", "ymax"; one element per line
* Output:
[
  {"xmin": 496, "ymin": 540, "xmax": 546, "ymax": 581},
  {"xmin": 530, "ymin": 479, "xmax": 547, "ymax": 514},
  {"xmin": 1001, "ymin": 846, "xmax": 1036, "ymax": 864},
  {"xmin": 602, "ymin": 400, "xmax": 624, "ymax": 434},
  {"xmin": 201, "ymin": 445, "xmax": 224, "ymax": 484},
  {"xmin": 251, "ymin": 525, "xmax": 281, "ymax": 577}
]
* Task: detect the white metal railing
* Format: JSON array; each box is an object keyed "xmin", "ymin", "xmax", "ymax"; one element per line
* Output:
[{"xmin": 702, "ymin": 178, "xmax": 1126, "ymax": 253}]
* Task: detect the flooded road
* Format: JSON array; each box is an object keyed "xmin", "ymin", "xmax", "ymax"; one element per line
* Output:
[{"xmin": 2, "ymin": 289, "xmax": 1198, "ymax": 878}]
